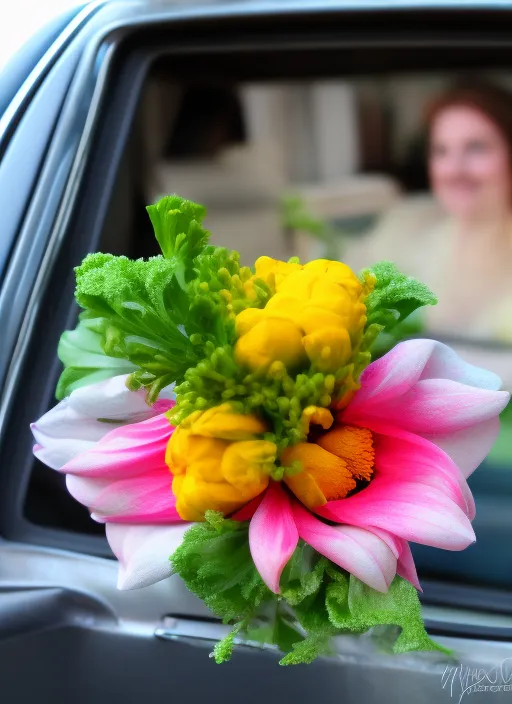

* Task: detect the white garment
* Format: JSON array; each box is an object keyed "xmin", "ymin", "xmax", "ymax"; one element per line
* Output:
[{"xmin": 344, "ymin": 194, "xmax": 512, "ymax": 344}]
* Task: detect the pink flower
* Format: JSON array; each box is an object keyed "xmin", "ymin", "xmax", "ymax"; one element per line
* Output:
[
  {"xmin": 248, "ymin": 340, "xmax": 509, "ymax": 594},
  {"xmin": 32, "ymin": 341, "xmax": 509, "ymax": 593}
]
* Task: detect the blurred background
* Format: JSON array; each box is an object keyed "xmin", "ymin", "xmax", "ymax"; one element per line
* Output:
[
  {"xmin": 0, "ymin": 0, "xmax": 82, "ymax": 72},
  {"xmin": 142, "ymin": 72, "xmax": 512, "ymax": 345}
]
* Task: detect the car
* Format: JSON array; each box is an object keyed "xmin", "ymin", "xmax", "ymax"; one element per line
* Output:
[{"xmin": 0, "ymin": 2, "xmax": 511, "ymax": 702}]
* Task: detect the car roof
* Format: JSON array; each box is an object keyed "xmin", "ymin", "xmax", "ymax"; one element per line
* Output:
[{"xmin": 140, "ymin": 0, "xmax": 512, "ymax": 13}]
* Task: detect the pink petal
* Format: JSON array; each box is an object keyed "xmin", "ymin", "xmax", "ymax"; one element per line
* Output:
[
  {"xmin": 62, "ymin": 413, "xmax": 173, "ymax": 479},
  {"xmin": 373, "ymin": 429, "xmax": 472, "ymax": 517},
  {"xmin": 350, "ymin": 378, "xmax": 508, "ymax": 437},
  {"xmin": 396, "ymin": 540, "xmax": 422, "ymax": 591},
  {"xmin": 31, "ymin": 374, "xmax": 175, "ymax": 470},
  {"xmin": 344, "ymin": 340, "xmax": 508, "ymax": 434},
  {"xmin": 66, "ymin": 471, "xmax": 180, "ymax": 524},
  {"xmin": 249, "ymin": 482, "xmax": 298, "ymax": 593},
  {"xmin": 292, "ymin": 503, "xmax": 396, "ymax": 592},
  {"xmin": 423, "ymin": 417, "xmax": 501, "ymax": 479},
  {"xmin": 61, "ymin": 413, "xmax": 177, "ymax": 523},
  {"xmin": 319, "ymin": 481, "xmax": 475, "ymax": 551},
  {"xmin": 106, "ymin": 523, "xmax": 190, "ymax": 590},
  {"xmin": 231, "ymin": 494, "xmax": 264, "ymax": 521},
  {"xmin": 362, "ymin": 526, "xmax": 402, "ymax": 558}
]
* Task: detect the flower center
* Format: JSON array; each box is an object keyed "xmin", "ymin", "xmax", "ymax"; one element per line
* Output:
[
  {"xmin": 317, "ymin": 426, "xmax": 375, "ymax": 485},
  {"xmin": 281, "ymin": 424, "xmax": 375, "ymax": 508}
]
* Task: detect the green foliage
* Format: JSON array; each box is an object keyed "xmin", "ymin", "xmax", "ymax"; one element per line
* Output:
[
  {"xmin": 362, "ymin": 261, "xmax": 437, "ymax": 334},
  {"xmin": 170, "ymin": 511, "xmax": 272, "ymax": 624},
  {"xmin": 280, "ymin": 564, "xmax": 449, "ymax": 666},
  {"xmin": 146, "ymin": 195, "xmax": 210, "ymax": 286},
  {"xmin": 72, "ymin": 252, "xmax": 201, "ymax": 403},
  {"xmin": 280, "ymin": 195, "xmax": 345, "ymax": 261},
  {"xmin": 328, "ymin": 572, "xmax": 450, "ymax": 655},
  {"xmin": 212, "ymin": 621, "xmax": 247, "ymax": 664},
  {"xmin": 188, "ymin": 245, "xmax": 272, "ymax": 342},
  {"xmin": 171, "ymin": 521, "xmax": 448, "ymax": 667},
  {"xmin": 55, "ymin": 196, "xmax": 272, "ymax": 403},
  {"xmin": 246, "ymin": 611, "xmax": 304, "ymax": 655},
  {"xmin": 55, "ymin": 317, "xmax": 137, "ymax": 399}
]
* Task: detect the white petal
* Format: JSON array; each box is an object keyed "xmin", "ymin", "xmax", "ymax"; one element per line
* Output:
[
  {"xmin": 68, "ymin": 375, "xmax": 155, "ymax": 423},
  {"xmin": 31, "ymin": 400, "xmax": 117, "ymax": 469},
  {"xmin": 33, "ymin": 437, "xmax": 98, "ymax": 470},
  {"xmin": 159, "ymin": 383, "xmax": 176, "ymax": 401},
  {"xmin": 106, "ymin": 523, "xmax": 190, "ymax": 590},
  {"xmin": 31, "ymin": 375, "xmax": 173, "ymax": 470}
]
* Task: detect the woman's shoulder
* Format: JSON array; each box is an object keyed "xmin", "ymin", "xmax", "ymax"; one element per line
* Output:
[
  {"xmin": 371, "ymin": 194, "xmax": 444, "ymax": 235},
  {"xmin": 344, "ymin": 193, "xmax": 445, "ymax": 273}
]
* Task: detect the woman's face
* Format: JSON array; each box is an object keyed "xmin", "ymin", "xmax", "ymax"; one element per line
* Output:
[{"xmin": 429, "ymin": 104, "xmax": 512, "ymax": 220}]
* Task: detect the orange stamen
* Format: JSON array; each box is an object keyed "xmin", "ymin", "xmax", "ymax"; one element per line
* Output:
[{"xmin": 317, "ymin": 425, "xmax": 375, "ymax": 482}]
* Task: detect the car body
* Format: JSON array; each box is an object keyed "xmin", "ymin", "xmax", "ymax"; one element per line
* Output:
[{"xmin": 0, "ymin": 2, "xmax": 511, "ymax": 702}]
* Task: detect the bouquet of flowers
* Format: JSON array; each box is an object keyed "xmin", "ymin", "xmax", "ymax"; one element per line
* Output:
[{"xmin": 31, "ymin": 196, "xmax": 509, "ymax": 664}]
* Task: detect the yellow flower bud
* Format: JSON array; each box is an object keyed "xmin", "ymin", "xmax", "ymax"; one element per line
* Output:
[
  {"xmin": 234, "ymin": 257, "xmax": 367, "ymax": 376},
  {"xmin": 166, "ymin": 404, "xmax": 275, "ymax": 521},
  {"xmin": 301, "ymin": 406, "xmax": 334, "ymax": 435},
  {"xmin": 234, "ymin": 317, "xmax": 307, "ymax": 373},
  {"xmin": 181, "ymin": 402, "xmax": 267, "ymax": 441},
  {"xmin": 221, "ymin": 440, "xmax": 276, "ymax": 493},
  {"xmin": 253, "ymin": 256, "xmax": 302, "ymax": 290},
  {"xmin": 235, "ymin": 307, "xmax": 265, "ymax": 337},
  {"xmin": 302, "ymin": 326, "xmax": 352, "ymax": 373}
]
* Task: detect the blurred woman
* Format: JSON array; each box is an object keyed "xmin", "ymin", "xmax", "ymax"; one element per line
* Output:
[{"xmin": 348, "ymin": 79, "xmax": 512, "ymax": 341}]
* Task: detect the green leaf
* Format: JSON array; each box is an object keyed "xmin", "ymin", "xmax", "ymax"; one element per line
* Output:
[
  {"xmin": 327, "ymin": 574, "xmax": 451, "ymax": 655},
  {"xmin": 170, "ymin": 511, "xmax": 272, "ymax": 624},
  {"xmin": 72, "ymin": 253, "xmax": 201, "ymax": 400},
  {"xmin": 279, "ymin": 632, "xmax": 332, "ymax": 666},
  {"xmin": 55, "ymin": 317, "xmax": 137, "ymax": 399},
  {"xmin": 278, "ymin": 550, "xmax": 336, "ymax": 665},
  {"xmin": 272, "ymin": 614, "xmax": 305, "ymax": 653},
  {"xmin": 280, "ymin": 543, "xmax": 330, "ymax": 606},
  {"xmin": 213, "ymin": 621, "xmax": 246, "ymax": 664},
  {"xmin": 146, "ymin": 195, "xmax": 210, "ymax": 286},
  {"xmin": 245, "ymin": 610, "xmax": 304, "ymax": 654},
  {"xmin": 362, "ymin": 261, "xmax": 437, "ymax": 333}
]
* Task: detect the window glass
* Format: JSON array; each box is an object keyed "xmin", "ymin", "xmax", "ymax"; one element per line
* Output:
[{"xmin": 28, "ymin": 67, "xmax": 512, "ymax": 586}]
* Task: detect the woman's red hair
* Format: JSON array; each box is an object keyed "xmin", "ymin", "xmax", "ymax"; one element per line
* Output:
[{"xmin": 425, "ymin": 79, "xmax": 512, "ymax": 153}]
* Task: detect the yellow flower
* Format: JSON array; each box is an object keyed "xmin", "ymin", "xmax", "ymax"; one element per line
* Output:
[
  {"xmin": 253, "ymin": 255, "xmax": 302, "ymax": 290},
  {"xmin": 166, "ymin": 403, "xmax": 276, "ymax": 521},
  {"xmin": 234, "ymin": 258, "xmax": 368, "ymax": 375},
  {"xmin": 234, "ymin": 316, "xmax": 308, "ymax": 372},
  {"xmin": 281, "ymin": 424, "xmax": 375, "ymax": 510}
]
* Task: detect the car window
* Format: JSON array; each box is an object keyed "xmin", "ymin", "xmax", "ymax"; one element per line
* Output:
[{"xmin": 17, "ymin": 47, "xmax": 512, "ymax": 588}]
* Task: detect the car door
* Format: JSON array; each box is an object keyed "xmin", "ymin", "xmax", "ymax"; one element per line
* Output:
[{"xmin": 0, "ymin": 2, "xmax": 512, "ymax": 703}]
